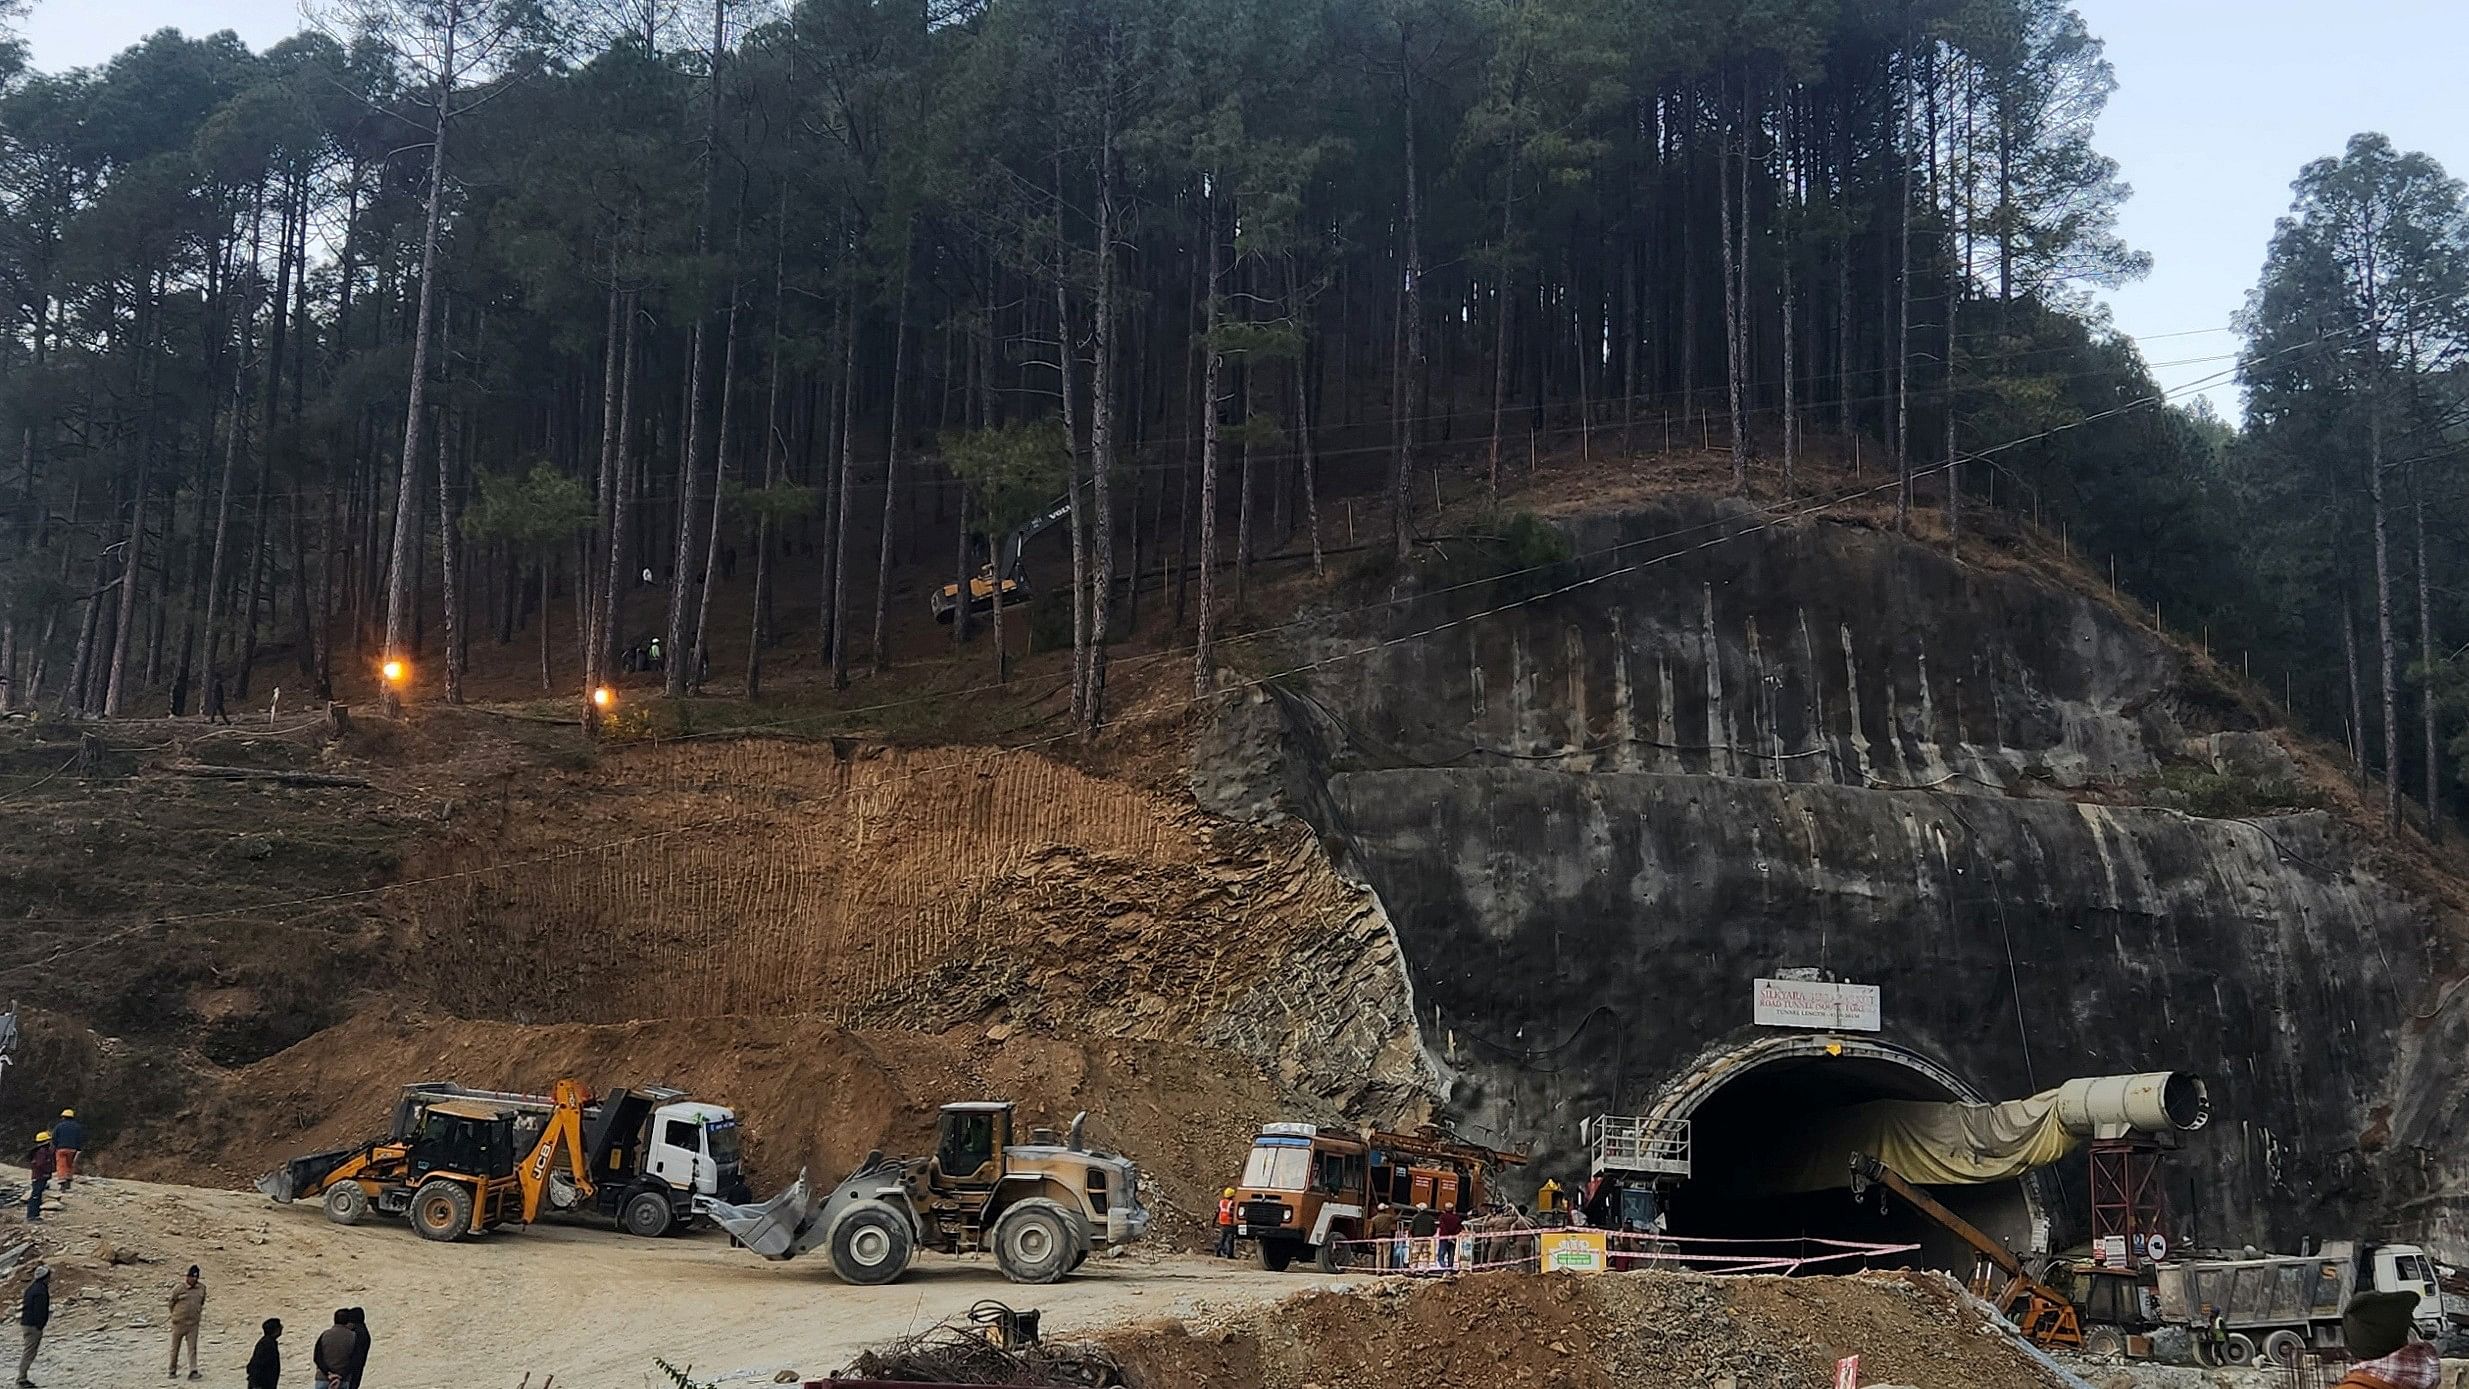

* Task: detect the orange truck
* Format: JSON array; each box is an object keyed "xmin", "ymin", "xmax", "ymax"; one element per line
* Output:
[{"xmin": 1231, "ymin": 1122, "xmax": 1524, "ymax": 1271}]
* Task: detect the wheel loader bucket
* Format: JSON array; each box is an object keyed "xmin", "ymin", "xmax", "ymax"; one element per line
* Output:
[
  {"xmin": 256, "ymin": 1169, "xmax": 297, "ymax": 1203},
  {"xmin": 697, "ymin": 1167, "xmax": 823, "ymax": 1260}
]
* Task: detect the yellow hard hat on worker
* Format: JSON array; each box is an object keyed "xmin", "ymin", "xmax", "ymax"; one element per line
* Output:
[
  {"xmin": 1222, "ymin": 1187, "xmax": 1235, "ymax": 1198},
  {"xmin": 35, "ymin": 1130, "xmax": 50, "ymax": 1142},
  {"xmin": 59, "ymin": 1108, "xmax": 73, "ymax": 1118}
]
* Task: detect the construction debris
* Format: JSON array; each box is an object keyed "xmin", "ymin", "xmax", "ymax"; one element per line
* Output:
[{"xmin": 832, "ymin": 1305, "xmax": 1129, "ymax": 1387}]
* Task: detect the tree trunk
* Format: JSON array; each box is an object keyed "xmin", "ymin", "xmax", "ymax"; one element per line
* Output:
[
  {"xmin": 664, "ymin": 0, "xmax": 727, "ymax": 701},
  {"xmin": 874, "ymin": 250, "xmax": 913, "ymax": 676},
  {"xmin": 1055, "ymin": 180, "xmax": 1089, "ymax": 721},
  {"xmin": 692, "ymin": 258, "xmax": 743, "ymax": 687},
  {"xmin": 1194, "ymin": 192, "xmax": 1225, "ymax": 697},
  {"xmin": 381, "ymin": 14, "xmax": 458, "ymax": 717},
  {"xmin": 595, "ymin": 289, "xmax": 642, "ymax": 719},
  {"xmin": 1391, "ymin": 52, "xmax": 1425, "ymax": 561},
  {"xmin": 2369, "ymin": 396, "xmax": 2399, "ymax": 826},
  {"xmin": 2344, "ymin": 595, "xmax": 2367, "ymax": 788},
  {"xmin": 1719, "ymin": 80, "xmax": 1745, "ymax": 492},
  {"xmin": 829, "ymin": 313, "xmax": 858, "ymax": 688},
  {"xmin": 1285, "ymin": 257, "xmax": 1323, "ymax": 576},
  {"xmin": 1489, "ymin": 150, "xmax": 1517, "ymax": 494},
  {"xmin": 1085, "ymin": 123, "xmax": 1120, "ymax": 732},
  {"xmin": 2417, "ymin": 470, "xmax": 2439, "ymax": 838}
]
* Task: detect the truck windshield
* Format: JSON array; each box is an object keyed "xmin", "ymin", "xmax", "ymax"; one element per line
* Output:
[
  {"xmin": 1241, "ymin": 1143, "xmax": 1311, "ymax": 1192},
  {"xmin": 2393, "ymin": 1254, "xmax": 2432, "ymax": 1286},
  {"xmin": 707, "ymin": 1122, "xmax": 742, "ymax": 1165}
]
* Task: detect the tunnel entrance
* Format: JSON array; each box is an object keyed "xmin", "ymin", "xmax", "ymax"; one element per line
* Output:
[{"xmin": 1653, "ymin": 1042, "xmax": 2042, "ymax": 1275}]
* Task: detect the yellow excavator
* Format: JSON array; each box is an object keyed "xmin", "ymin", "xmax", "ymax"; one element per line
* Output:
[{"xmin": 930, "ymin": 489, "xmax": 1078, "ymax": 625}]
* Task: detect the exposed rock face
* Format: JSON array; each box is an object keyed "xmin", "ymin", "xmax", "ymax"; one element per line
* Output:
[{"xmin": 1217, "ymin": 495, "xmax": 2469, "ymax": 1259}]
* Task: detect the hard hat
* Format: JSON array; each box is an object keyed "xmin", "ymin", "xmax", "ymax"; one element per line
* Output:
[
  {"xmin": 1222, "ymin": 1187, "xmax": 1235, "ymax": 1198},
  {"xmin": 35, "ymin": 1131, "xmax": 50, "ymax": 1142},
  {"xmin": 59, "ymin": 1108, "xmax": 73, "ymax": 1118}
]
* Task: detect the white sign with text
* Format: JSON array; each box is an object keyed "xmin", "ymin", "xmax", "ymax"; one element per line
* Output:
[{"xmin": 1753, "ymin": 978, "xmax": 1882, "ymax": 1032}]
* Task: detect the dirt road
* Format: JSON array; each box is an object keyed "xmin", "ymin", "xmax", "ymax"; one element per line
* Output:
[{"xmin": 5, "ymin": 1176, "xmax": 1341, "ymax": 1387}]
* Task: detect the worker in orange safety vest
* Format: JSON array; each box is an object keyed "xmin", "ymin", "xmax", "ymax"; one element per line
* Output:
[{"xmin": 1215, "ymin": 1188, "xmax": 1238, "ymax": 1258}]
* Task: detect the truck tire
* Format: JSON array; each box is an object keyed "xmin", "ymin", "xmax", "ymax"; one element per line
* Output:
[
  {"xmin": 322, "ymin": 1182, "xmax": 369, "ymax": 1227},
  {"xmin": 410, "ymin": 1180, "xmax": 474, "ymax": 1242},
  {"xmin": 2260, "ymin": 1330, "xmax": 2305, "ymax": 1368},
  {"xmin": 621, "ymin": 1190, "xmax": 674, "ymax": 1238},
  {"xmin": 1260, "ymin": 1240, "xmax": 1297, "ymax": 1272},
  {"xmin": 1314, "ymin": 1239, "xmax": 1348, "ymax": 1274},
  {"xmin": 2220, "ymin": 1332, "xmax": 2257, "ymax": 1367},
  {"xmin": 828, "ymin": 1200, "xmax": 915, "ymax": 1287},
  {"xmin": 992, "ymin": 1199, "xmax": 1077, "ymax": 1284},
  {"xmin": 2081, "ymin": 1326, "xmax": 2124, "ymax": 1359}
]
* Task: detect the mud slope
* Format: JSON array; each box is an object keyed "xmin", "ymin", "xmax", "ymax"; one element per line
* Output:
[
  {"xmin": 1103, "ymin": 1269, "xmax": 2067, "ymax": 1389},
  {"xmin": 1212, "ymin": 492, "xmax": 2469, "ymax": 1259}
]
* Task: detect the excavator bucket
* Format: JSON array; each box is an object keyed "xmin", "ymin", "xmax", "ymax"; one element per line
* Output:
[{"xmin": 697, "ymin": 1167, "xmax": 824, "ymax": 1260}]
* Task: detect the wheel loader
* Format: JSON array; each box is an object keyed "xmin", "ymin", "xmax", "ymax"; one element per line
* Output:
[{"xmin": 698, "ymin": 1101, "xmax": 1151, "ymax": 1286}]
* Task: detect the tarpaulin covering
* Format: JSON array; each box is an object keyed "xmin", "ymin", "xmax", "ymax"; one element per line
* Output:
[{"xmin": 1774, "ymin": 1092, "xmax": 2081, "ymax": 1192}]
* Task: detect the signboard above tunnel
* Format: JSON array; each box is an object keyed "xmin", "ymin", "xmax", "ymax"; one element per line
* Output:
[{"xmin": 1752, "ymin": 978, "xmax": 1881, "ymax": 1032}]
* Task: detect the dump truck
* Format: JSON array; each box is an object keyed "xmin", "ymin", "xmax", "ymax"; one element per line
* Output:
[
  {"xmin": 697, "ymin": 1101, "xmax": 1149, "ymax": 1286},
  {"xmin": 2150, "ymin": 1240, "xmax": 2447, "ymax": 1367},
  {"xmin": 259, "ymin": 1079, "xmax": 747, "ymax": 1241},
  {"xmin": 1231, "ymin": 1122, "xmax": 1526, "ymax": 1273}
]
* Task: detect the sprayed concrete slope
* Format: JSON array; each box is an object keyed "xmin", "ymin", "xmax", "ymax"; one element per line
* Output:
[{"xmin": 1204, "ymin": 493, "xmax": 2469, "ymax": 1259}]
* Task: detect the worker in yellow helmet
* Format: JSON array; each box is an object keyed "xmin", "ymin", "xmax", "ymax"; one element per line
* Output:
[
  {"xmin": 1215, "ymin": 1187, "xmax": 1238, "ymax": 1259},
  {"xmin": 23, "ymin": 1131, "xmax": 54, "ymax": 1222}
]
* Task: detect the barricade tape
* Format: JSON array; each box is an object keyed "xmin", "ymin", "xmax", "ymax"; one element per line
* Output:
[{"xmin": 1317, "ymin": 1230, "xmax": 1924, "ymax": 1278}]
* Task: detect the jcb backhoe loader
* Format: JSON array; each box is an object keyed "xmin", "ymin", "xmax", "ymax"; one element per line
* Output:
[{"xmin": 258, "ymin": 1093, "xmax": 526, "ymax": 1242}]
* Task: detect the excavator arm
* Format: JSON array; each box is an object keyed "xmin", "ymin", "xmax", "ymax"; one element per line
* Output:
[
  {"xmin": 1848, "ymin": 1152, "xmax": 2084, "ymax": 1349},
  {"xmin": 516, "ymin": 1079, "xmax": 597, "ymax": 1223}
]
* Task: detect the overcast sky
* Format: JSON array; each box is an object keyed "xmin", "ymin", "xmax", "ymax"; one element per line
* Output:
[{"xmin": 19, "ymin": 0, "xmax": 2469, "ymax": 421}]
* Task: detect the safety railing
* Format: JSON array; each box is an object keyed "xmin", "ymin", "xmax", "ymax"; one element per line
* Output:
[
  {"xmin": 1322, "ymin": 1227, "xmax": 1921, "ymax": 1278},
  {"xmin": 1585, "ymin": 1114, "xmax": 1692, "ymax": 1179}
]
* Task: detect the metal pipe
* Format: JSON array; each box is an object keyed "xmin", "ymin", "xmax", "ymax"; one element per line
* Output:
[{"xmin": 2052, "ymin": 1072, "xmax": 2210, "ymax": 1136}]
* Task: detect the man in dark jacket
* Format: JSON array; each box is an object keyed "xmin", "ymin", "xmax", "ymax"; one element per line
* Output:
[
  {"xmin": 16, "ymin": 1264, "xmax": 48, "ymax": 1388},
  {"xmin": 245, "ymin": 1319, "xmax": 281, "ymax": 1389},
  {"xmin": 312, "ymin": 1310, "xmax": 355, "ymax": 1389},
  {"xmin": 342, "ymin": 1307, "xmax": 370, "ymax": 1388},
  {"xmin": 46, "ymin": 1113, "xmax": 79, "ymax": 1193}
]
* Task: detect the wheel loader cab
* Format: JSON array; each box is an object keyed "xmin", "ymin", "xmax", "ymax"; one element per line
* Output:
[{"xmin": 936, "ymin": 1102, "xmax": 1011, "ymax": 1188}]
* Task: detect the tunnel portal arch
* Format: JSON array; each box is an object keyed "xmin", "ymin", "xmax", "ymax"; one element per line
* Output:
[{"xmin": 1636, "ymin": 1033, "xmax": 2052, "ymax": 1271}]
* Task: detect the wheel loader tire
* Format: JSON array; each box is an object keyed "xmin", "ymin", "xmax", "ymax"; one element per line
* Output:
[
  {"xmin": 828, "ymin": 1201, "xmax": 915, "ymax": 1286},
  {"xmin": 321, "ymin": 1182, "xmax": 369, "ymax": 1227},
  {"xmin": 410, "ymin": 1179, "xmax": 474, "ymax": 1242},
  {"xmin": 1260, "ymin": 1239, "xmax": 1297, "ymax": 1272},
  {"xmin": 2081, "ymin": 1326, "xmax": 2125, "ymax": 1359},
  {"xmin": 991, "ymin": 1199, "xmax": 1077, "ymax": 1284},
  {"xmin": 2261, "ymin": 1330, "xmax": 2306, "ymax": 1368},
  {"xmin": 621, "ymin": 1190, "xmax": 674, "ymax": 1238}
]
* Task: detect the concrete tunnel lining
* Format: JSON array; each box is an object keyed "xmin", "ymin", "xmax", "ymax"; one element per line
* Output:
[{"xmin": 1639, "ymin": 1034, "xmax": 2052, "ymax": 1271}]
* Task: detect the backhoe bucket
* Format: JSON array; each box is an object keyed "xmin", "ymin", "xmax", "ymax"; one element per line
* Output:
[{"xmin": 697, "ymin": 1167, "xmax": 824, "ymax": 1260}]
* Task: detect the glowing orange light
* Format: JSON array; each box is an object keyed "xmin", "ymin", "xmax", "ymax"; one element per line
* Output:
[
  {"xmin": 591, "ymin": 686, "xmax": 614, "ymax": 709},
  {"xmin": 382, "ymin": 659, "xmax": 406, "ymax": 684}
]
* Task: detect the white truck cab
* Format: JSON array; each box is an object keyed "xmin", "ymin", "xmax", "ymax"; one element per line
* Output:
[
  {"xmin": 2365, "ymin": 1243, "xmax": 2445, "ymax": 1336},
  {"xmin": 643, "ymin": 1100, "xmax": 748, "ymax": 1202}
]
